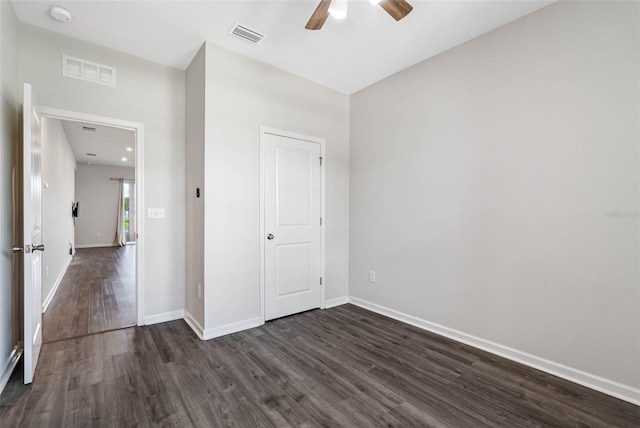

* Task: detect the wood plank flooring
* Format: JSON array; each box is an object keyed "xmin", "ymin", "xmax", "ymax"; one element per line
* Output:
[
  {"xmin": 43, "ymin": 246, "xmax": 136, "ymax": 343},
  {"xmin": 2, "ymin": 304, "xmax": 638, "ymax": 427}
]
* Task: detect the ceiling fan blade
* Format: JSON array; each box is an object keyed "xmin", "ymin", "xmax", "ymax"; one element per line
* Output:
[
  {"xmin": 305, "ymin": 0, "xmax": 332, "ymax": 30},
  {"xmin": 379, "ymin": 0, "xmax": 413, "ymax": 21}
]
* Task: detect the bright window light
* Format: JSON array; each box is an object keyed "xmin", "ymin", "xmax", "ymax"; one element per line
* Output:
[{"xmin": 329, "ymin": 0, "xmax": 348, "ymax": 20}]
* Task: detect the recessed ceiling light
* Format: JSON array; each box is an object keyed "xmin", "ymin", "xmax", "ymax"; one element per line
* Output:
[
  {"xmin": 50, "ymin": 6, "xmax": 73, "ymax": 23},
  {"xmin": 121, "ymin": 157, "xmax": 128, "ymax": 162},
  {"xmin": 126, "ymin": 147, "xmax": 133, "ymax": 152}
]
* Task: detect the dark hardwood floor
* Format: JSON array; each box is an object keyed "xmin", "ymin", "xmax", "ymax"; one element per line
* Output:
[
  {"xmin": 2, "ymin": 304, "xmax": 638, "ymax": 427},
  {"xmin": 43, "ymin": 246, "xmax": 136, "ymax": 343}
]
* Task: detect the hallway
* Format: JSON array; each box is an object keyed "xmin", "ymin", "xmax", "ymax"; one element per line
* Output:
[{"xmin": 43, "ymin": 246, "xmax": 136, "ymax": 343}]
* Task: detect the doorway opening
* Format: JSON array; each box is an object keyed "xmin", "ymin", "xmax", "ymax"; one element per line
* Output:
[{"xmin": 37, "ymin": 107, "xmax": 145, "ymax": 343}]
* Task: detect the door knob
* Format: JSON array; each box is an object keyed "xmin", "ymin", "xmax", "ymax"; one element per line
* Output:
[
  {"xmin": 31, "ymin": 244, "xmax": 45, "ymax": 252},
  {"xmin": 267, "ymin": 234, "xmax": 274, "ymax": 240}
]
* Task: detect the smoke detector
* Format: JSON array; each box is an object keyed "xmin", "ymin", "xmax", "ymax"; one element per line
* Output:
[{"xmin": 50, "ymin": 6, "xmax": 73, "ymax": 23}]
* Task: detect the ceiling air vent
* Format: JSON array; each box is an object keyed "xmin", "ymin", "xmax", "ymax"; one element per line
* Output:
[
  {"xmin": 82, "ymin": 126, "xmax": 97, "ymax": 132},
  {"xmin": 86, "ymin": 153, "xmax": 97, "ymax": 157},
  {"xmin": 228, "ymin": 22, "xmax": 267, "ymax": 45}
]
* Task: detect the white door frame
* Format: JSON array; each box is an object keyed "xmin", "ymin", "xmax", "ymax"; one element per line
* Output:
[
  {"xmin": 259, "ymin": 126, "xmax": 326, "ymax": 324},
  {"xmin": 37, "ymin": 106, "xmax": 146, "ymax": 326}
]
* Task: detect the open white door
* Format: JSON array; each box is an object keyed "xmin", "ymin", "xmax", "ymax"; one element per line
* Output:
[
  {"xmin": 263, "ymin": 131, "xmax": 322, "ymax": 321},
  {"xmin": 22, "ymin": 83, "xmax": 43, "ymax": 384}
]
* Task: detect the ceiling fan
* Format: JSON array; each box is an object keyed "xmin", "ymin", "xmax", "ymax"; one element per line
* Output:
[{"xmin": 305, "ymin": 0, "xmax": 414, "ymax": 30}]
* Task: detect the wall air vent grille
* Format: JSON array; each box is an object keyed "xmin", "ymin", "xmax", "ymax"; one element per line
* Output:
[
  {"xmin": 228, "ymin": 22, "xmax": 267, "ymax": 45},
  {"xmin": 82, "ymin": 126, "xmax": 97, "ymax": 132},
  {"xmin": 62, "ymin": 55, "xmax": 116, "ymax": 87}
]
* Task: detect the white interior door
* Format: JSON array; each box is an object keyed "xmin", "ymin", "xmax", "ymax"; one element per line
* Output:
[
  {"xmin": 264, "ymin": 132, "xmax": 322, "ymax": 321},
  {"xmin": 22, "ymin": 83, "xmax": 43, "ymax": 384}
]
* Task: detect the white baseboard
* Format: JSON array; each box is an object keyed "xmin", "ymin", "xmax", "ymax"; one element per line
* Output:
[
  {"xmin": 183, "ymin": 310, "xmax": 205, "ymax": 340},
  {"xmin": 324, "ymin": 296, "xmax": 349, "ymax": 309},
  {"xmin": 202, "ymin": 317, "xmax": 263, "ymax": 341},
  {"xmin": 183, "ymin": 312, "xmax": 262, "ymax": 341},
  {"xmin": 42, "ymin": 256, "xmax": 72, "ymax": 313},
  {"xmin": 0, "ymin": 347, "xmax": 22, "ymax": 395},
  {"xmin": 144, "ymin": 309, "xmax": 184, "ymax": 326},
  {"xmin": 74, "ymin": 243, "xmax": 118, "ymax": 249},
  {"xmin": 348, "ymin": 297, "xmax": 640, "ymax": 406}
]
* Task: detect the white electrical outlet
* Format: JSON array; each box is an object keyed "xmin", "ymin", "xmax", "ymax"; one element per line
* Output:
[
  {"xmin": 197, "ymin": 283, "xmax": 202, "ymax": 299},
  {"xmin": 369, "ymin": 271, "xmax": 376, "ymax": 283},
  {"xmin": 96, "ymin": 231, "xmax": 101, "ymax": 237}
]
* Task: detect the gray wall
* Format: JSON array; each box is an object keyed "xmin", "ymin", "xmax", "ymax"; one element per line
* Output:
[
  {"xmin": 75, "ymin": 164, "xmax": 134, "ymax": 248},
  {"xmin": 41, "ymin": 118, "xmax": 75, "ymax": 308},
  {"xmin": 185, "ymin": 44, "xmax": 206, "ymax": 327},
  {"xmin": 202, "ymin": 42, "xmax": 350, "ymax": 331},
  {"xmin": 350, "ymin": 1, "xmax": 639, "ymax": 388},
  {"xmin": 19, "ymin": 24, "xmax": 186, "ymax": 318},
  {"xmin": 0, "ymin": 0, "xmax": 19, "ymax": 392}
]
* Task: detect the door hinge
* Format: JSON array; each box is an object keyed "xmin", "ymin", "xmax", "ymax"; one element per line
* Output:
[
  {"xmin": 320, "ymin": 277, "xmax": 323, "ymax": 285},
  {"xmin": 320, "ymin": 217, "xmax": 322, "ymax": 226},
  {"xmin": 319, "ymin": 157, "xmax": 323, "ymax": 166}
]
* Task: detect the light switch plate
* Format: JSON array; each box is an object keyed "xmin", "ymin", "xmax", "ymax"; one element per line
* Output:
[{"xmin": 148, "ymin": 208, "xmax": 165, "ymax": 219}]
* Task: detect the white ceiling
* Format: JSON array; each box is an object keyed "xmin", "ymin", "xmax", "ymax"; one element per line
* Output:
[
  {"xmin": 11, "ymin": 0, "xmax": 554, "ymax": 94},
  {"xmin": 61, "ymin": 120, "xmax": 136, "ymax": 168}
]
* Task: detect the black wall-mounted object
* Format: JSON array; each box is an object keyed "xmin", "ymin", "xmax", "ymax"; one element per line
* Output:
[
  {"xmin": 72, "ymin": 201, "xmax": 79, "ymax": 227},
  {"xmin": 196, "ymin": 188, "xmax": 200, "ymax": 198}
]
